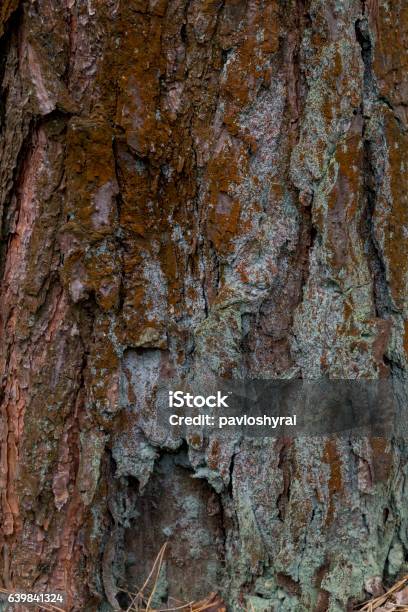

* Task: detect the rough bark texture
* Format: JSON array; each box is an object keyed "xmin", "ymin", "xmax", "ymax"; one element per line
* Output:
[{"xmin": 1, "ymin": 1, "xmax": 408, "ymax": 610}]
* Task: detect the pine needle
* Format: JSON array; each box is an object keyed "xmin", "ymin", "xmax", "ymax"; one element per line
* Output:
[
  {"xmin": 119, "ymin": 550, "xmax": 226, "ymax": 612},
  {"xmin": 358, "ymin": 575, "xmax": 408, "ymax": 611}
]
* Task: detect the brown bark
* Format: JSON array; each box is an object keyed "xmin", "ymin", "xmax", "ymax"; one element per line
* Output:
[{"xmin": 1, "ymin": 1, "xmax": 408, "ymax": 610}]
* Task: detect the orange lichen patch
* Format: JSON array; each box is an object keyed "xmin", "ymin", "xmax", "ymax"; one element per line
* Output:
[
  {"xmin": 371, "ymin": 318, "xmax": 392, "ymax": 371},
  {"xmin": 204, "ymin": 132, "xmax": 247, "ymax": 256},
  {"xmin": 211, "ymin": 284, "xmax": 240, "ymax": 308},
  {"xmin": 220, "ymin": 0, "xmax": 280, "ymax": 124},
  {"xmin": 85, "ymin": 316, "xmax": 121, "ymax": 420},
  {"xmin": 188, "ymin": 434, "xmax": 203, "ymax": 450},
  {"xmin": 323, "ymin": 439, "xmax": 343, "ymax": 526},
  {"xmin": 370, "ymin": 437, "xmax": 392, "ymax": 483},
  {"xmin": 343, "ymin": 298, "xmax": 354, "ymax": 323},
  {"xmin": 113, "ymin": 140, "xmax": 160, "ymax": 238},
  {"xmin": 61, "ymin": 119, "xmax": 125, "ymax": 309},
  {"xmin": 334, "ymin": 312, "xmax": 391, "ymax": 376},
  {"xmin": 113, "ymin": 132, "xmax": 195, "ymax": 333},
  {"xmin": 64, "ymin": 119, "xmax": 117, "ymax": 240},
  {"xmin": 349, "ymin": 338, "xmax": 369, "ymax": 353},
  {"xmin": 208, "ymin": 131, "xmax": 244, "ymax": 189},
  {"xmin": 289, "ymin": 496, "xmax": 314, "ymax": 546},
  {"xmin": 113, "ymin": 9, "xmax": 169, "ymax": 157},
  {"xmin": 116, "ymin": 310, "xmax": 168, "ymax": 351},
  {"xmin": 314, "ymin": 39, "xmax": 361, "ymax": 127},
  {"xmin": 374, "ymin": 3, "xmax": 408, "ymax": 114},
  {"xmin": 374, "ymin": 114, "xmax": 408, "ymax": 310},
  {"xmin": 324, "ymin": 118, "xmax": 364, "ymax": 274},
  {"xmin": 321, "ymin": 96, "xmax": 334, "ymax": 125},
  {"xmin": 332, "ymin": 48, "xmax": 343, "ymax": 80},
  {"xmin": 269, "ymin": 181, "xmax": 285, "ymax": 203},
  {"xmin": 84, "ymin": 246, "xmax": 121, "ymax": 312},
  {"xmin": 160, "ymin": 240, "xmax": 184, "ymax": 310},
  {"xmin": 188, "ymin": 0, "xmax": 223, "ymax": 44},
  {"xmin": 217, "ymin": 3, "xmax": 283, "ymax": 159},
  {"xmin": 207, "ymin": 194, "xmax": 241, "ymax": 254},
  {"xmin": 207, "ymin": 439, "xmax": 221, "ymax": 471},
  {"xmin": 236, "ymin": 260, "xmax": 250, "ymax": 284}
]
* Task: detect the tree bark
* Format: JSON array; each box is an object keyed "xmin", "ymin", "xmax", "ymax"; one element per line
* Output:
[{"xmin": 1, "ymin": 1, "xmax": 408, "ymax": 610}]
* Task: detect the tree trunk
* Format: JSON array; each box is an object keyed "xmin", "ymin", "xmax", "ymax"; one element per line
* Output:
[{"xmin": 1, "ymin": 1, "xmax": 408, "ymax": 610}]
